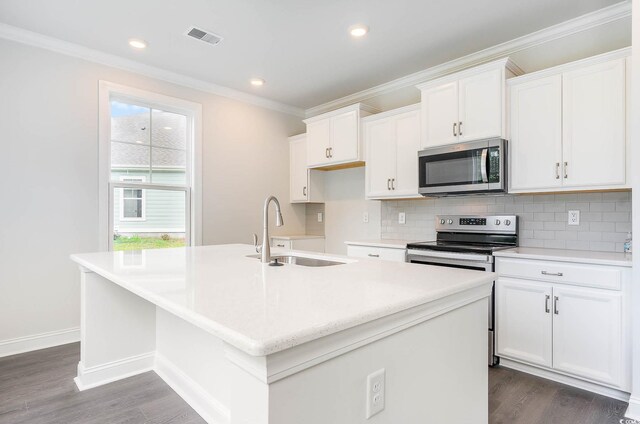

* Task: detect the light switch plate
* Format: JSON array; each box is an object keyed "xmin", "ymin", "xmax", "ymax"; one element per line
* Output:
[
  {"xmin": 363, "ymin": 212, "xmax": 369, "ymax": 223},
  {"xmin": 568, "ymin": 210, "xmax": 580, "ymax": 226},
  {"xmin": 317, "ymin": 212, "xmax": 323, "ymax": 223},
  {"xmin": 398, "ymin": 212, "xmax": 406, "ymax": 224}
]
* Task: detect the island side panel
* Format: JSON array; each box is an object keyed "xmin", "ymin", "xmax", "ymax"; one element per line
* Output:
[
  {"xmin": 75, "ymin": 269, "xmax": 156, "ymax": 390},
  {"xmin": 267, "ymin": 299, "xmax": 489, "ymax": 424}
]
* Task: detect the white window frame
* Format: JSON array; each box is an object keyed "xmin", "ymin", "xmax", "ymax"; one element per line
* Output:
[
  {"xmin": 99, "ymin": 81, "xmax": 203, "ymax": 251},
  {"xmin": 119, "ymin": 176, "xmax": 146, "ymax": 221}
]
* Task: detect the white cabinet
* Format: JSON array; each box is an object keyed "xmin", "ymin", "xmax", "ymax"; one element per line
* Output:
[
  {"xmin": 289, "ymin": 134, "xmax": 324, "ymax": 203},
  {"xmin": 508, "ymin": 51, "xmax": 629, "ymax": 193},
  {"xmin": 364, "ymin": 105, "xmax": 421, "ymax": 199},
  {"xmin": 417, "ymin": 59, "xmax": 518, "ymax": 148},
  {"xmin": 495, "ymin": 256, "xmax": 630, "ymax": 391},
  {"xmin": 304, "ymin": 104, "xmax": 376, "ymax": 168},
  {"xmin": 509, "ymin": 75, "xmax": 563, "ymax": 191},
  {"xmin": 271, "ymin": 236, "xmax": 325, "ymax": 253},
  {"xmin": 496, "ymin": 278, "xmax": 553, "ymax": 368},
  {"xmin": 345, "ymin": 244, "xmax": 406, "ymax": 262}
]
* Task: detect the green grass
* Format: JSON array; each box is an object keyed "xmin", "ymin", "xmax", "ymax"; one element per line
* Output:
[{"xmin": 113, "ymin": 236, "xmax": 186, "ymax": 251}]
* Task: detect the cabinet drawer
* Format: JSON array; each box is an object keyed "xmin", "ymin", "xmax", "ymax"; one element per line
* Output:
[
  {"xmin": 271, "ymin": 239, "xmax": 292, "ymax": 249},
  {"xmin": 347, "ymin": 245, "xmax": 406, "ymax": 262},
  {"xmin": 497, "ymin": 258, "xmax": 621, "ymax": 290}
]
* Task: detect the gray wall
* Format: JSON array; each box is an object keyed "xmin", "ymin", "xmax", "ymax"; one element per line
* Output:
[{"xmin": 381, "ymin": 192, "xmax": 632, "ymax": 253}]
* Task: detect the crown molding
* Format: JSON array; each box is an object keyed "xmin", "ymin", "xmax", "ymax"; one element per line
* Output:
[
  {"xmin": 305, "ymin": 1, "xmax": 631, "ymax": 117},
  {"xmin": 0, "ymin": 23, "xmax": 305, "ymax": 117}
]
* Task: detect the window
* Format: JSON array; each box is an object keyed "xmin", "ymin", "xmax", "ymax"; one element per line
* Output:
[
  {"xmin": 119, "ymin": 176, "xmax": 146, "ymax": 221},
  {"xmin": 99, "ymin": 82, "xmax": 202, "ymax": 251}
]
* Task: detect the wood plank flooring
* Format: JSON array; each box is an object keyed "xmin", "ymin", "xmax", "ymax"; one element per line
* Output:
[{"xmin": 0, "ymin": 343, "xmax": 633, "ymax": 424}]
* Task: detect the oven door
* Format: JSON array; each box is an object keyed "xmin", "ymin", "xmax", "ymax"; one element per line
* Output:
[{"xmin": 418, "ymin": 138, "xmax": 506, "ymax": 195}]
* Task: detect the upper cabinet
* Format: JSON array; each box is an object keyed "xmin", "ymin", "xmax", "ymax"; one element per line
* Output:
[
  {"xmin": 364, "ymin": 105, "xmax": 422, "ymax": 199},
  {"xmin": 304, "ymin": 104, "xmax": 377, "ymax": 168},
  {"xmin": 289, "ymin": 134, "xmax": 323, "ymax": 203},
  {"xmin": 417, "ymin": 58, "xmax": 521, "ymax": 148},
  {"xmin": 508, "ymin": 49, "xmax": 630, "ymax": 193}
]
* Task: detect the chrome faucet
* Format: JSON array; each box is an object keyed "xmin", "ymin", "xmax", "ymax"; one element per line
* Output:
[{"xmin": 253, "ymin": 195, "xmax": 284, "ymax": 263}]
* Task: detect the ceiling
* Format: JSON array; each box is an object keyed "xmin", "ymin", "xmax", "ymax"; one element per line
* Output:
[{"xmin": 0, "ymin": 0, "xmax": 627, "ymax": 111}]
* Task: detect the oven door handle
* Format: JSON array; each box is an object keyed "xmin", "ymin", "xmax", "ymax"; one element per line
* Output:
[
  {"xmin": 480, "ymin": 148, "xmax": 489, "ymax": 183},
  {"xmin": 407, "ymin": 249, "xmax": 491, "ymax": 263}
]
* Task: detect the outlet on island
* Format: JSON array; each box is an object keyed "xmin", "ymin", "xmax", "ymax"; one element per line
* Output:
[{"xmin": 398, "ymin": 212, "xmax": 406, "ymax": 225}]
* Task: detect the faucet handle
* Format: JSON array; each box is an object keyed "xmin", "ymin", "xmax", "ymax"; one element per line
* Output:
[{"xmin": 253, "ymin": 233, "xmax": 262, "ymax": 253}]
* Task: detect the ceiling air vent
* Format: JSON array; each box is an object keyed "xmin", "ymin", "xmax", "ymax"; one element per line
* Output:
[{"xmin": 185, "ymin": 27, "xmax": 223, "ymax": 45}]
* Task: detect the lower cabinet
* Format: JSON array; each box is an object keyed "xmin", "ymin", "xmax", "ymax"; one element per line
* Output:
[
  {"xmin": 495, "ymin": 257, "xmax": 629, "ymax": 391},
  {"xmin": 346, "ymin": 244, "xmax": 406, "ymax": 262}
]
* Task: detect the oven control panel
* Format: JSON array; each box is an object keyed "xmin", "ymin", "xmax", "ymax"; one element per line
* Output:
[{"xmin": 436, "ymin": 215, "xmax": 517, "ymax": 234}]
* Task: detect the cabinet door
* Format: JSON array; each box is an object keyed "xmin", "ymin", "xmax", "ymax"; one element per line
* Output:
[
  {"xmin": 458, "ymin": 68, "xmax": 503, "ymax": 142},
  {"xmin": 562, "ymin": 59, "xmax": 626, "ymax": 188},
  {"xmin": 496, "ymin": 278, "xmax": 553, "ymax": 367},
  {"xmin": 330, "ymin": 110, "xmax": 359, "ymax": 163},
  {"xmin": 393, "ymin": 110, "xmax": 420, "ymax": 197},
  {"xmin": 306, "ymin": 119, "xmax": 331, "ymax": 167},
  {"xmin": 365, "ymin": 117, "xmax": 396, "ymax": 198},
  {"xmin": 289, "ymin": 137, "xmax": 309, "ymax": 203},
  {"xmin": 552, "ymin": 286, "xmax": 623, "ymax": 387},
  {"xmin": 420, "ymin": 82, "xmax": 458, "ymax": 148},
  {"xmin": 509, "ymin": 75, "xmax": 563, "ymax": 191}
]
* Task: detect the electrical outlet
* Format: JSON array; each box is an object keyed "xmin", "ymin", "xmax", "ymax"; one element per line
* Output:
[
  {"xmin": 568, "ymin": 210, "xmax": 580, "ymax": 226},
  {"xmin": 398, "ymin": 212, "xmax": 406, "ymax": 224},
  {"xmin": 366, "ymin": 369, "xmax": 385, "ymax": 419},
  {"xmin": 317, "ymin": 212, "xmax": 323, "ymax": 223},
  {"xmin": 363, "ymin": 212, "xmax": 369, "ymax": 223}
]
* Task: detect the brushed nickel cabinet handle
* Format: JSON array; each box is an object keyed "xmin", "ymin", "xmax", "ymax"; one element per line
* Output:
[
  {"xmin": 459, "ymin": 121, "xmax": 463, "ymax": 136},
  {"xmin": 545, "ymin": 295, "xmax": 550, "ymax": 313},
  {"xmin": 554, "ymin": 296, "xmax": 559, "ymax": 315},
  {"xmin": 387, "ymin": 178, "xmax": 391, "ymax": 190},
  {"xmin": 564, "ymin": 162, "xmax": 568, "ymax": 179},
  {"xmin": 303, "ymin": 186, "xmax": 307, "ymax": 196},
  {"xmin": 325, "ymin": 148, "xmax": 329, "ymax": 158},
  {"xmin": 391, "ymin": 178, "xmax": 395, "ymax": 190},
  {"xmin": 368, "ymin": 253, "xmax": 380, "ymax": 258},
  {"xmin": 555, "ymin": 163, "xmax": 560, "ymax": 179},
  {"xmin": 453, "ymin": 122, "xmax": 457, "ymax": 137},
  {"xmin": 542, "ymin": 271, "xmax": 563, "ymax": 277},
  {"xmin": 329, "ymin": 147, "xmax": 333, "ymax": 158},
  {"xmin": 276, "ymin": 244, "xmax": 285, "ymax": 247}
]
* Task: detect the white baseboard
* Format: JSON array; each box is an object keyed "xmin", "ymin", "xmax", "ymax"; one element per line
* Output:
[
  {"xmin": 74, "ymin": 352, "xmax": 155, "ymax": 391},
  {"xmin": 155, "ymin": 353, "xmax": 230, "ymax": 424},
  {"xmin": 0, "ymin": 327, "xmax": 80, "ymax": 358},
  {"xmin": 500, "ymin": 358, "xmax": 630, "ymax": 402},
  {"xmin": 625, "ymin": 396, "xmax": 640, "ymax": 421}
]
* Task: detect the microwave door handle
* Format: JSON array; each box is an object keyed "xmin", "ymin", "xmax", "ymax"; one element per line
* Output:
[{"xmin": 480, "ymin": 148, "xmax": 489, "ymax": 183}]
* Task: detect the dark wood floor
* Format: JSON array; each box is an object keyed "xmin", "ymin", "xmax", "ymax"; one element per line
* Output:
[{"xmin": 0, "ymin": 343, "xmax": 633, "ymax": 424}]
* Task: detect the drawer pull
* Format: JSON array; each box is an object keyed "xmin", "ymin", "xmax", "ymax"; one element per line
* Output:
[
  {"xmin": 545, "ymin": 295, "xmax": 550, "ymax": 313},
  {"xmin": 541, "ymin": 271, "xmax": 563, "ymax": 277},
  {"xmin": 554, "ymin": 296, "xmax": 559, "ymax": 315},
  {"xmin": 276, "ymin": 244, "xmax": 285, "ymax": 247},
  {"xmin": 368, "ymin": 253, "xmax": 380, "ymax": 258}
]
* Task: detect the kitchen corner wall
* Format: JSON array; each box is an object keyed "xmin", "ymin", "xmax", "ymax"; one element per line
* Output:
[{"xmin": 381, "ymin": 191, "xmax": 632, "ymax": 253}]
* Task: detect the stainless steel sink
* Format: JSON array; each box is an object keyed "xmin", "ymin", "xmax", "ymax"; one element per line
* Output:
[{"xmin": 246, "ymin": 254, "xmax": 345, "ymax": 267}]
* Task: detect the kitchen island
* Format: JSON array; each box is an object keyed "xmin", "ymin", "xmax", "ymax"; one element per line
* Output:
[{"xmin": 71, "ymin": 244, "xmax": 494, "ymax": 424}]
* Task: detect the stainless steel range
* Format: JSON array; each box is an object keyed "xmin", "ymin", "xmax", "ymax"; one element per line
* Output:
[{"xmin": 406, "ymin": 214, "xmax": 518, "ymax": 366}]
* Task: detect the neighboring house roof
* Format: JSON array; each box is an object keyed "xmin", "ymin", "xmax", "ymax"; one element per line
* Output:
[{"xmin": 111, "ymin": 110, "xmax": 187, "ymax": 168}]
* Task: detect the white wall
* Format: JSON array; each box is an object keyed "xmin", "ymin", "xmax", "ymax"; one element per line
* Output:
[
  {"xmin": 625, "ymin": 0, "xmax": 640, "ymax": 419},
  {"xmin": 0, "ymin": 38, "xmax": 305, "ymax": 352},
  {"xmin": 323, "ymin": 167, "xmax": 381, "ymax": 255}
]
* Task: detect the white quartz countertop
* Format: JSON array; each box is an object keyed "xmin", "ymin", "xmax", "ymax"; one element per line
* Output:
[
  {"xmin": 494, "ymin": 247, "xmax": 632, "ymax": 267},
  {"xmin": 271, "ymin": 235, "xmax": 325, "ymax": 240},
  {"xmin": 71, "ymin": 244, "xmax": 493, "ymax": 356},
  {"xmin": 344, "ymin": 239, "xmax": 414, "ymax": 249}
]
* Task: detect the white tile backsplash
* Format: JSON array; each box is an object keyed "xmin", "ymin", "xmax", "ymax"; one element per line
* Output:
[{"xmin": 380, "ymin": 192, "xmax": 632, "ymax": 252}]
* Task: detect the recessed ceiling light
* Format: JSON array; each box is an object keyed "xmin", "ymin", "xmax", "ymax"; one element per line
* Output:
[
  {"xmin": 349, "ymin": 24, "xmax": 369, "ymax": 37},
  {"xmin": 163, "ymin": 126, "xmax": 172, "ymax": 130},
  {"xmin": 128, "ymin": 38, "xmax": 147, "ymax": 49},
  {"xmin": 250, "ymin": 78, "xmax": 265, "ymax": 87}
]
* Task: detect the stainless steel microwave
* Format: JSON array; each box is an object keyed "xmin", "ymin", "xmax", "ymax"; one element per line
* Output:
[{"xmin": 418, "ymin": 138, "xmax": 507, "ymax": 196}]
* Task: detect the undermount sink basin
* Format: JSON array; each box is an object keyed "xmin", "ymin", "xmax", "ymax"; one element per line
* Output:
[{"xmin": 246, "ymin": 254, "xmax": 345, "ymax": 267}]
